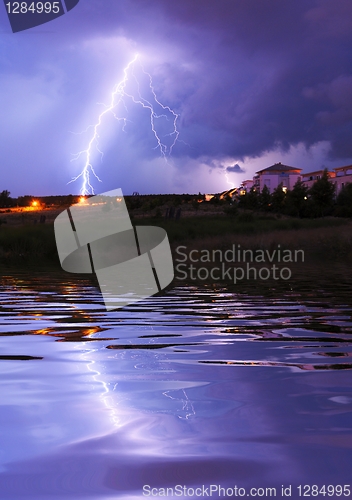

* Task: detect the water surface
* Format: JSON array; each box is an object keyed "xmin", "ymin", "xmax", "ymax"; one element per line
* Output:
[{"xmin": 0, "ymin": 269, "xmax": 351, "ymax": 499}]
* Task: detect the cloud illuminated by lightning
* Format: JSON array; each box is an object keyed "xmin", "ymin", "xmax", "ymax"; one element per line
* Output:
[{"xmin": 69, "ymin": 55, "xmax": 180, "ymax": 195}]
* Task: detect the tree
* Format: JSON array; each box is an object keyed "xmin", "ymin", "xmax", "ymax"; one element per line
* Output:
[
  {"xmin": 223, "ymin": 200, "xmax": 238, "ymax": 216},
  {"xmin": 309, "ymin": 169, "xmax": 335, "ymax": 216},
  {"xmin": 271, "ymin": 183, "xmax": 286, "ymax": 213},
  {"xmin": 335, "ymin": 183, "xmax": 352, "ymax": 217},
  {"xmin": 239, "ymin": 186, "xmax": 259, "ymax": 210},
  {"xmin": 259, "ymin": 185, "xmax": 271, "ymax": 212},
  {"xmin": 285, "ymin": 180, "xmax": 309, "ymax": 217},
  {"xmin": 0, "ymin": 190, "xmax": 12, "ymax": 208}
]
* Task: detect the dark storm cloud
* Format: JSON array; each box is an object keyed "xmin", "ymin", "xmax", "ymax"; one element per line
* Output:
[
  {"xmin": 1, "ymin": 0, "xmax": 352, "ymax": 196},
  {"xmin": 226, "ymin": 164, "xmax": 245, "ymax": 174},
  {"xmin": 111, "ymin": 0, "xmax": 352, "ymax": 161}
]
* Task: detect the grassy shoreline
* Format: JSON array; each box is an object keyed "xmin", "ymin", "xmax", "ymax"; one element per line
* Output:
[{"xmin": 0, "ymin": 214, "xmax": 351, "ymax": 269}]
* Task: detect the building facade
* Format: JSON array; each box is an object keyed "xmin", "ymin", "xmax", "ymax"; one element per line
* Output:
[
  {"xmin": 334, "ymin": 165, "xmax": 352, "ymax": 194},
  {"xmin": 301, "ymin": 166, "xmax": 352, "ymax": 194},
  {"xmin": 239, "ymin": 179, "xmax": 254, "ymax": 195},
  {"xmin": 254, "ymin": 163, "xmax": 302, "ymax": 193},
  {"xmin": 301, "ymin": 170, "xmax": 336, "ymax": 191},
  {"xmin": 236, "ymin": 163, "xmax": 352, "ymax": 198}
]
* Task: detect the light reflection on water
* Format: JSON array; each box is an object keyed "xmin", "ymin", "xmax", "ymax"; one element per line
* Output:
[{"xmin": 0, "ymin": 270, "xmax": 351, "ymax": 499}]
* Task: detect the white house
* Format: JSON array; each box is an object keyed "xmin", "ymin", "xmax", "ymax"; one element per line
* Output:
[
  {"xmin": 236, "ymin": 162, "xmax": 352, "ymax": 197},
  {"xmin": 334, "ymin": 165, "xmax": 352, "ymax": 194},
  {"xmin": 239, "ymin": 179, "xmax": 254, "ymax": 195},
  {"xmin": 254, "ymin": 163, "xmax": 302, "ymax": 193},
  {"xmin": 301, "ymin": 169, "xmax": 336, "ymax": 191},
  {"xmin": 301, "ymin": 167, "xmax": 352, "ymax": 194}
]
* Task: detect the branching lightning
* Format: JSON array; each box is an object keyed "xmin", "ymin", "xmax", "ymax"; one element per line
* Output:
[{"xmin": 69, "ymin": 54, "xmax": 180, "ymax": 195}]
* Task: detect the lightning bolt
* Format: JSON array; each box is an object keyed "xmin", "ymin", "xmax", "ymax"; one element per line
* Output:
[
  {"xmin": 223, "ymin": 166, "xmax": 233, "ymax": 188},
  {"xmin": 69, "ymin": 55, "xmax": 180, "ymax": 195}
]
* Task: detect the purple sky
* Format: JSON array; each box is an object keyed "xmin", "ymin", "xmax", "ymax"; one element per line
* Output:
[{"xmin": 1, "ymin": 0, "xmax": 352, "ymax": 196}]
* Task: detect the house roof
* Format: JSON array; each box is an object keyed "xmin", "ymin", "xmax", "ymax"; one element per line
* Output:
[
  {"xmin": 334, "ymin": 165, "xmax": 352, "ymax": 171},
  {"xmin": 256, "ymin": 162, "xmax": 302, "ymax": 174},
  {"xmin": 302, "ymin": 169, "xmax": 335, "ymax": 177}
]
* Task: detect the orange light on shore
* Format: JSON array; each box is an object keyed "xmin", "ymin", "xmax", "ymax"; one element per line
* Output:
[
  {"xmin": 79, "ymin": 196, "xmax": 86, "ymax": 203},
  {"xmin": 31, "ymin": 200, "xmax": 38, "ymax": 207}
]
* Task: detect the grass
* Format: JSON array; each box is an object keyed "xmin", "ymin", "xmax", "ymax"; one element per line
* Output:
[
  {"xmin": 170, "ymin": 224, "xmax": 352, "ymax": 262},
  {"xmin": 0, "ymin": 214, "xmax": 351, "ymax": 269},
  {"xmin": 137, "ymin": 215, "xmax": 352, "ymax": 257},
  {"xmin": 0, "ymin": 225, "xmax": 59, "ymax": 267}
]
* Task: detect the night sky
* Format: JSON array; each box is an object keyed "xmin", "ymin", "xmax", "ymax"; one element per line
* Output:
[{"xmin": 1, "ymin": 0, "xmax": 352, "ymax": 196}]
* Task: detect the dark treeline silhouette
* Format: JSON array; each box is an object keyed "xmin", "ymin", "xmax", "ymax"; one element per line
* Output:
[
  {"xmin": 0, "ymin": 194, "xmax": 86, "ymax": 208},
  {"xmin": 124, "ymin": 193, "xmax": 195, "ymax": 211},
  {"xmin": 1, "ymin": 174, "xmax": 351, "ymax": 218},
  {"xmin": 0, "ymin": 192, "xmax": 200, "ymax": 211},
  {"xmin": 0, "ymin": 190, "xmax": 14, "ymax": 208},
  {"xmin": 16, "ymin": 195, "xmax": 83, "ymax": 207}
]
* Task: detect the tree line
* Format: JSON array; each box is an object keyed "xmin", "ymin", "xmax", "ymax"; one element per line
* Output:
[
  {"xmin": 0, "ymin": 192, "xmax": 84, "ymax": 209},
  {"xmin": 237, "ymin": 170, "xmax": 352, "ymax": 218},
  {"xmin": 1, "ymin": 170, "xmax": 351, "ymax": 218}
]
